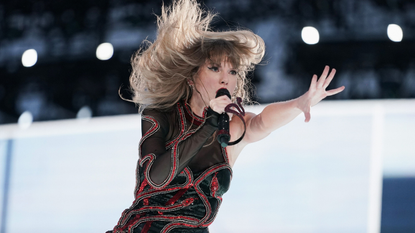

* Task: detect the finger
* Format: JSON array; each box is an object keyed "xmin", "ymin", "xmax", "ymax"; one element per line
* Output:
[
  {"xmin": 323, "ymin": 68, "xmax": 336, "ymax": 89},
  {"xmin": 217, "ymin": 95, "xmax": 231, "ymax": 101},
  {"xmin": 309, "ymin": 74, "xmax": 318, "ymax": 90},
  {"xmin": 227, "ymin": 112, "xmax": 233, "ymax": 121},
  {"xmin": 215, "ymin": 98, "xmax": 232, "ymax": 105},
  {"xmin": 317, "ymin": 65, "xmax": 330, "ymax": 88},
  {"xmin": 304, "ymin": 111, "xmax": 311, "ymax": 123},
  {"xmin": 326, "ymin": 86, "xmax": 345, "ymax": 96},
  {"xmin": 303, "ymin": 106, "xmax": 311, "ymax": 122},
  {"xmin": 210, "ymin": 99, "xmax": 226, "ymax": 114}
]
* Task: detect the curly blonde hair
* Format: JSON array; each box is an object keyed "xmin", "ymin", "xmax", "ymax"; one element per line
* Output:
[{"xmin": 129, "ymin": 0, "xmax": 265, "ymax": 112}]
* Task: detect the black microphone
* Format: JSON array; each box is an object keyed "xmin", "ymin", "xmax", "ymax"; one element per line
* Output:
[{"xmin": 215, "ymin": 88, "xmax": 231, "ymax": 147}]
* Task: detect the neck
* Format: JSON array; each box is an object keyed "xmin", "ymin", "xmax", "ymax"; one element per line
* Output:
[{"xmin": 188, "ymin": 95, "xmax": 206, "ymax": 117}]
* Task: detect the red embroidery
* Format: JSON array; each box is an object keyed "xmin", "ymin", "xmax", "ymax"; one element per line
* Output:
[
  {"xmin": 223, "ymin": 147, "xmax": 230, "ymax": 164},
  {"xmin": 193, "ymin": 164, "xmax": 231, "ymax": 225},
  {"xmin": 181, "ymin": 197, "xmax": 196, "ymax": 206},
  {"xmin": 145, "ymin": 103, "xmax": 187, "ymax": 190},
  {"xmin": 131, "ymin": 198, "xmax": 196, "ymax": 214},
  {"xmin": 117, "ymin": 213, "xmax": 144, "ymax": 232},
  {"xmin": 183, "ymin": 102, "xmax": 203, "ymax": 126},
  {"xmin": 165, "ymin": 103, "xmax": 187, "ymax": 148},
  {"xmin": 142, "ymin": 221, "xmax": 152, "ymax": 233},
  {"xmin": 137, "ymin": 178, "xmax": 148, "ymax": 197},
  {"xmin": 112, "ymin": 103, "xmax": 233, "ymax": 232},
  {"xmin": 211, "ymin": 172, "xmax": 219, "ymax": 197},
  {"xmin": 165, "ymin": 188, "xmax": 189, "ymax": 206},
  {"xmin": 127, "ymin": 215, "xmax": 200, "ymax": 233},
  {"xmin": 162, "ymin": 221, "xmax": 201, "ymax": 233},
  {"xmin": 143, "ymin": 198, "xmax": 149, "ymax": 206}
]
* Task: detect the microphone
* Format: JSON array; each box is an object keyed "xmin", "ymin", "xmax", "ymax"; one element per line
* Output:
[{"xmin": 215, "ymin": 88, "xmax": 231, "ymax": 147}]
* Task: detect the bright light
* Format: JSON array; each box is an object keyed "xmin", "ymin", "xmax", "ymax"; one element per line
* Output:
[
  {"xmin": 96, "ymin": 43, "xmax": 114, "ymax": 60},
  {"xmin": 301, "ymin": 26, "xmax": 320, "ymax": 45},
  {"xmin": 22, "ymin": 49, "xmax": 38, "ymax": 67},
  {"xmin": 77, "ymin": 106, "xmax": 92, "ymax": 120},
  {"xmin": 18, "ymin": 111, "xmax": 33, "ymax": 129},
  {"xmin": 387, "ymin": 24, "xmax": 403, "ymax": 42}
]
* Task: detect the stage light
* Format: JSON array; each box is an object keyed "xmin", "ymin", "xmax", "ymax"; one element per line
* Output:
[
  {"xmin": 21, "ymin": 49, "xmax": 38, "ymax": 67},
  {"xmin": 387, "ymin": 24, "xmax": 403, "ymax": 42},
  {"xmin": 96, "ymin": 43, "xmax": 114, "ymax": 60},
  {"xmin": 18, "ymin": 111, "xmax": 33, "ymax": 129},
  {"xmin": 301, "ymin": 26, "xmax": 319, "ymax": 45}
]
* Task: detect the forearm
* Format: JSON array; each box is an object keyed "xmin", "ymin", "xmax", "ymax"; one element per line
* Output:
[
  {"xmin": 256, "ymin": 98, "xmax": 302, "ymax": 133},
  {"xmin": 242, "ymin": 66, "xmax": 344, "ymax": 144}
]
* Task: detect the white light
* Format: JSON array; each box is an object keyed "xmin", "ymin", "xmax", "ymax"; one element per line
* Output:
[
  {"xmin": 18, "ymin": 111, "xmax": 33, "ymax": 129},
  {"xmin": 96, "ymin": 43, "xmax": 114, "ymax": 60},
  {"xmin": 77, "ymin": 106, "xmax": 92, "ymax": 120},
  {"xmin": 21, "ymin": 49, "xmax": 38, "ymax": 67},
  {"xmin": 301, "ymin": 26, "xmax": 320, "ymax": 45},
  {"xmin": 387, "ymin": 24, "xmax": 403, "ymax": 42}
]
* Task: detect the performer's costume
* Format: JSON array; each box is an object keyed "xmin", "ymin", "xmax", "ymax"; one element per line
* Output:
[{"xmin": 107, "ymin": 101, "xmax": 233, "ymax": 233}]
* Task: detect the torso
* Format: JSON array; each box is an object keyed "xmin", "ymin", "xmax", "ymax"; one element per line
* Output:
[{"xmin": 110, "ymin": 101, "xmax": 234, "ymax": 233}]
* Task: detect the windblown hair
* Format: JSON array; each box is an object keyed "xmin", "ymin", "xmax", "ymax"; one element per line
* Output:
[{"xmin": 129, "ymin": 0, "xmax": 265, "ymax": 111}]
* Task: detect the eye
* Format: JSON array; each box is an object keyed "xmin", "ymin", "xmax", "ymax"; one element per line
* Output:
[
  {"xmin": 208, "ymin": 66, "xmax": 219, "ymax": 72},
  {"xmin": 230, "ymin": 70, "xmax": 238, "ymax": 75}
]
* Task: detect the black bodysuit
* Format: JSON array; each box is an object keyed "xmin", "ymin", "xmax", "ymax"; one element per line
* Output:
[{"xmin": 108, "ymin": 101, "xmax": 233, "ymax": 233}]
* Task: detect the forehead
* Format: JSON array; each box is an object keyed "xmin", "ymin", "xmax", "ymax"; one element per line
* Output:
[
  {"xmin": 206, "ymin": 57, "xmax": 236, "ymax": 68},
  {"xmin": 207, "ymin": 50, "xmax": 240, "ymax": 69}
]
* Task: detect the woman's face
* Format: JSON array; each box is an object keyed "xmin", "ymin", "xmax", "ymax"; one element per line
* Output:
[{"xmin": 193, "ymin": 60, "xmax": 238, "ymax": 103}]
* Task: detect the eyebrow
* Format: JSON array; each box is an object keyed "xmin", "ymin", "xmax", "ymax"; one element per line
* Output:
[{"xmin": 208, "ymin": 63, "xmax": 237, "ymax": 70}]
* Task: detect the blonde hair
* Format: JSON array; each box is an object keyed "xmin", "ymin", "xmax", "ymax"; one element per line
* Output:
[{"xmin": 129, "ymin": 0, "xmax": 265, "ymax": 111}]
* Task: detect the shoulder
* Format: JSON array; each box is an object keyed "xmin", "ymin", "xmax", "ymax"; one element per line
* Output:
[
  {"xmin": 141, "ymin": 106, "xmax": 177, "ymax": 131},
  {"xmin": 142, "ymin": 105, "xmax": 176, "ymax": 119}
]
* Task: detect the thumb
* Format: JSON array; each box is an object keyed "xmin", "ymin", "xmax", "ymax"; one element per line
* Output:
[{"xmin": 304, "ymin": 107, "xmax": 311, "ymax": 123}]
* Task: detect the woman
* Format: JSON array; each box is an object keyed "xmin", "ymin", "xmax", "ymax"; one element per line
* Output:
[{"xmin": 108, "ymin": 0, "xmax": 344, "ymax": 232}]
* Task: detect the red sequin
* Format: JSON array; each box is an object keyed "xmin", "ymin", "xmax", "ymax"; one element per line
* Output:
[
  {"xmin": 142, "ymin": 221, "xmax": 153, "ymax": 233},
  {"xmin": 211, "ymin": 173, "xmax": 219, "ymax": 196},
  {"xmin": 165, "ymin": 188, "xmax": 188, "ymax": 206},
  {"xmin": 182, "ymin": 198, "xmax": 195, "ymax": 206},
  {"xmin": 137, "ymin": 178, "xmax": 148, "ymax": 196},
  {"xmin": 143, "ymin": 198, "xmax": 149, "ymax": 206}
]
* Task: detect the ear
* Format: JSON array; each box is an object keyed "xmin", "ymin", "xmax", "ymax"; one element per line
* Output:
[{"xmin": 187, "ymin": 79, "xmax": 194, "ymax": 85}]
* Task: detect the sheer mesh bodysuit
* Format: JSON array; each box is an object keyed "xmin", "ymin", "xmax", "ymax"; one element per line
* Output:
[{"xmin": 108, "ymin": 101, "xmax": 233, "ymax": 233}]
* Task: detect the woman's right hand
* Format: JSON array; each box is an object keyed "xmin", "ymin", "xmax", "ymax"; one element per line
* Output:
[{"xmin": 209, "ymin": 96, "xmax": 234, "ymax": 120}]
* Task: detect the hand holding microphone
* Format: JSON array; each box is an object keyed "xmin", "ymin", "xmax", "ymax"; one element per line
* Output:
[
  {"xmin": 207, "ymin": 88, "xmax": 246, "ymax": 147},
  {"xmin": 214, "ymin": 88, "xmax": 232, "ymax": 148}
]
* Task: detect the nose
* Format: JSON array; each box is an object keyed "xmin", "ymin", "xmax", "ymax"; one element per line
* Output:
[{"xmin": 220, "ymin": 72, "xmax": 229, "ymax": 85}]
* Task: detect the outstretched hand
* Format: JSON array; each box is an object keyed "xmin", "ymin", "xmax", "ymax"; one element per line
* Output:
[{"xmin": 297, "ymin": 65, "xmax": 345, "ymax": 122}]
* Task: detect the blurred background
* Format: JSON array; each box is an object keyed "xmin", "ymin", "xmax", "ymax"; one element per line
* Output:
[
  {"xmin": 0, "ymin": 0, "xmax": 414, "ymax": 232},
  {"xmin": 1, "ymin": 0, "xmax": 415, "ymax": 124}
]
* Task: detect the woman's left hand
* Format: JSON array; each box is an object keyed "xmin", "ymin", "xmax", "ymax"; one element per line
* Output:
[{"xmin": 297, "ymin": 65, "xmax": 345, "ymax": 122}]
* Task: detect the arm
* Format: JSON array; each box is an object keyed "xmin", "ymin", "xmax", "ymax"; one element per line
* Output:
[{"xmin": 241, "ymin": 66, "xmax": 345, "ymax": 144}]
